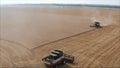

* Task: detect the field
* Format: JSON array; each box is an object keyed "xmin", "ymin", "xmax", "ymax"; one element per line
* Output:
[
  {"xmin": 0, "ymin": 5, "xmax": 120, "ymax": 68},
  {"xmin": 34, "ymin": 25, "xmax": 120, "ymax": 68}
]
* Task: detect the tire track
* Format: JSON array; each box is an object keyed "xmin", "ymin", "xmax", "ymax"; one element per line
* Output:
[{"xmin": 0, "ymin": 39, "xmax": 35, "ymax": 67}]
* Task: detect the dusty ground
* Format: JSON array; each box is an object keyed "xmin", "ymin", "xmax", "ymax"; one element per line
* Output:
[
  {"xmin": 1, "ymin": 6, "xmax": 120, "ymax": 49},
  {"xmin": 0, "ymin": 6, "xmax": 120, "ymax": 68},
  {"xmin": 1, "ymin": 24, "xmax": 120, "ymax": 68},
  {"xmin": 34, "ymin": 25, "xmax": 120, "ymax": 68}
]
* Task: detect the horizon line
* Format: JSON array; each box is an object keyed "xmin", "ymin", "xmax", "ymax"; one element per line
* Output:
[{"xmin": 1, "ymin": 3, "xmax": 120, "ymax": 8}]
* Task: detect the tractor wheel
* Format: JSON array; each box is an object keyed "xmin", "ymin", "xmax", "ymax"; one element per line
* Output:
[
  {"xmin": 45, "ymin": 65, "xmax": 54, "ymax": 68},
  {"xmin": 62, "ymin": 60, "xmax": 66, "ymax": 65},
  {"xmin": 45, "ymin": 65, "xmax": 50, "ymax": 68},
  {"xmin": 53, "ymin": 65, "xmax": 58, "ymax": 68}
]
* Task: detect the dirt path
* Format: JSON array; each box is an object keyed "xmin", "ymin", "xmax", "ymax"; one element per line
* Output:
[{"xmin": 34, "ymin": 25, "xmax": 120, "ymax": 68}]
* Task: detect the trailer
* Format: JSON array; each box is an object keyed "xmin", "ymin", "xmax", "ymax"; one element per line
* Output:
[{"xmin": 42, "ymin": 50, "xmax": 74, "ymax": 68}]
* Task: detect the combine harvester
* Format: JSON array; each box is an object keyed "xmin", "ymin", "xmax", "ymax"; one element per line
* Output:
[
  {"xmin": 90, "ymin": 22, "xmax": 102, "ymax": 28},
  {"xmin": 42, "ymin": 50, "xmax": 74, "ymax": 68}
]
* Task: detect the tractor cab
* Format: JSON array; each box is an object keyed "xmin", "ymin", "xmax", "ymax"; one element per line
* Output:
[
  {"xmin": 90, "ymin": 21, "xmax": 101, "ymax": 28},
  {"xmin": 49, "ymin": 53, "xmax": 58, "ymax": 60},
  {"xmin": 50, "ymin": 50, "xmax": 64, "ymax": 60},
  {"xmin": 53, "ymin": 50, "xmax": 63, "ymax": 56},
  {"xmin": 51, "ymin": 51, "xmax": 63, "ymax": 59},
  {"xmin": 94, "ymin": 22, "xmax": 101, "ymax": 28}
]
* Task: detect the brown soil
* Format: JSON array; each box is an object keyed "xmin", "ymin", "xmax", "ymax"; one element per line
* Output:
[
  {"xmin": 34, "ymin": 25, "xmax": 120, "ymax": 68},
  {"xmin": 0, "ymin": 6, "xmax": 120, "ymax": 68}
]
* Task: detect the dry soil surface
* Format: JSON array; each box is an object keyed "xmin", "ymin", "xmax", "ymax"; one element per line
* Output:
[
  {"xmin": 0, "ymin": 6, "xmax": 120, "ymax": 68},
  {"xmin": 34, "ymin": 25, "xmax": 120, "ymax": 68},
  {"xmin": 1, "ymin": 23, "xmax": 120, "ymax": 68}
]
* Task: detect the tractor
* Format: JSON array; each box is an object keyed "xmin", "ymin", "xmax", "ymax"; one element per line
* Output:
[{"xmin": 42, "ymin": 50, "xmax": 74, "ymax": 68}]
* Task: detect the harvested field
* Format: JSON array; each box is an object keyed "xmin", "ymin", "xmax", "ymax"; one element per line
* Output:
[
  {"xmin": 0, "ymin": 39, "xmax": 35, "ymax": 67},
  {"xmin": 1, "ymin": 24, "xmax": 120, "ymax": 68},
  {"xmin": 34, "ymin": 25, "xmax": 120, "ymax": 68},
  {"xmin": 0, "ymin": 5, "xmax": 120, "ymax": 68}
]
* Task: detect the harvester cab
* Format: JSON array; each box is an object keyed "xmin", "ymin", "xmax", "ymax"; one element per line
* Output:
[
  {"xmin": 51, "ymin": 50, "xmax": 63, "ymax": 59},
  {"xmin": 90, "ymin": 22, "xmax": 101, "ymax": 28},
  {"xmin": 95, "ymin": 22, "xmax": 101, "ymax": 28}
]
